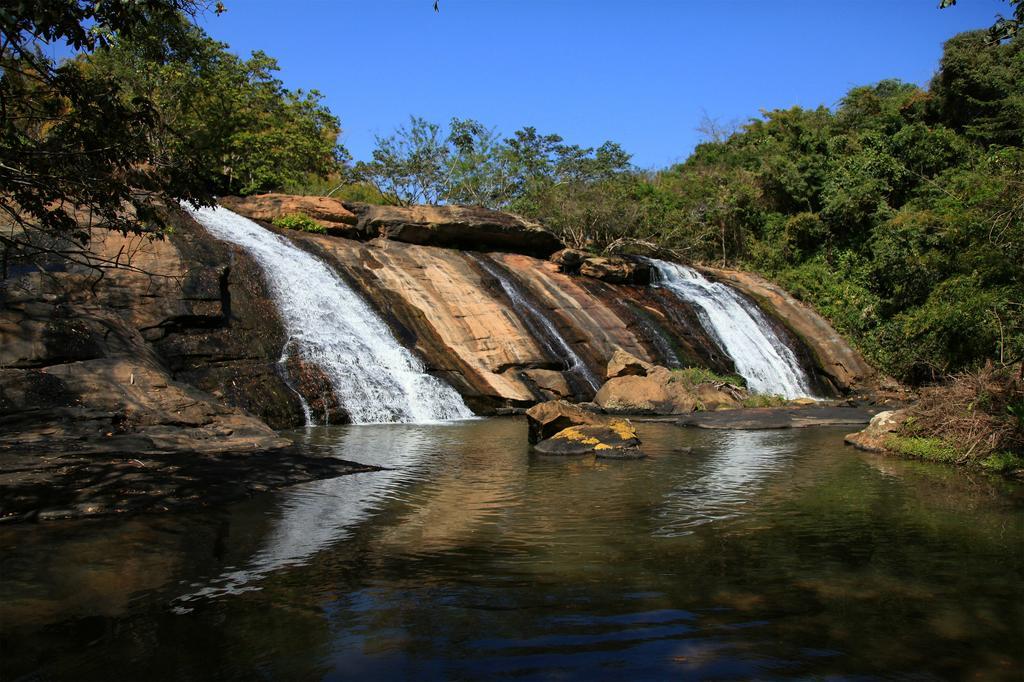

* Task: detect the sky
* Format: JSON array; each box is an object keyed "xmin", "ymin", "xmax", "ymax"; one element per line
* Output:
[{"xmin": 187, "ymin": 0, "xmax": 1007, "ymax": 169}]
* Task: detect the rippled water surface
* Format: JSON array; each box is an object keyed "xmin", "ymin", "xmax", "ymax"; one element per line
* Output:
[{"xmin": 2, "ymin": 419, "xmax": 1022, "ymax": 680}]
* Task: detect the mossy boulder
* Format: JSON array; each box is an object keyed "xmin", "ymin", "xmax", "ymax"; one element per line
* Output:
[{"xmin": 534, "ymin": 420, "xmax": 644, "ymax": 459}]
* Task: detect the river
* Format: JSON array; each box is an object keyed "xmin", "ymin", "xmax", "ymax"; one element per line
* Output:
[{"xmin": 1, "ymin": 419, "xmax": 1021, "ymax": 680}]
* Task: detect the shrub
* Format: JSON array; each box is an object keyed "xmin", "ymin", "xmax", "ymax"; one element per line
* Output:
[
  {"xmin": 669, "ymin": 367, "xmax": 746, "ymax": 388},
  {"xmin": 884, "ymin": 436, "xmax": 960, "ymax": 463},
  {"xmin": 741, "ymin": 394, "xmax": 789, "ymax": 408},
  {"xmin": 899, "ymin": 364, "xmax": 1024, "ymax": 464},
  {"xmin": 272, "ymin": 213, "xmax": 326, "ymax": 233}
]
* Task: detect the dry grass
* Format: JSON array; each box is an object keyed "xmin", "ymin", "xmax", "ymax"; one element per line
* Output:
[{"xmin": 902, "ymin": 363, "xmax": 1024, "ymax": 464}]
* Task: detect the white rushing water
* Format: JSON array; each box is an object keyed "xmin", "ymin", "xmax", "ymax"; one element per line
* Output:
[
  {"xmin": 647, "ymin": 258, "xmax": 815, "ymax": 399},
  {"xmin": 473, "ymin": 255, "xmax": 600, "ymax": 391},
  {"xmin": 187, "ymin": 205, "xmax": 474, "ymax": 424}
]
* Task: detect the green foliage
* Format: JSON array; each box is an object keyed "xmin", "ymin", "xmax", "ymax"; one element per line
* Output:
[
  {"xmin": 353, "ymin": 116, "xmax": 632, "ymax": 213},
  {"xmin": 980, "ymin": 451, "xmax": 1024, "ymax": 473},
  {"xmin": 0, "ymin": 1, "xmax": 214, "ymax": 270},
  {"xmin": 669, "ymin": 367, "xmax": 746, "ymax": 388},
  {"xmin": 741, "ymin": 394, "xmax": 789, "ymax": 408},
  {"xmin": 659, "ymin": 30, "xmax": 1023, "ymax": 384},
  {"xmin": 884, "ymin": 436, "xmax": 960, "ymax": 463},
  {"xmin": 272, "ymin": 213, "xmax": 324, "ymax": 234},
  {"xmin": 86, "ymin": 22, "xmax": 347, "ymax": 196},
  {"xmin": 1, "ymin": 1, "xmax": 346, "ymax": 275}
]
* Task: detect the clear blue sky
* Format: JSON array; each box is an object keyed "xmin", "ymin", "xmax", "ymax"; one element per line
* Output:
[{"xmin": 194, "ymin": 0, "xmax": 1006, "ymax": 169}]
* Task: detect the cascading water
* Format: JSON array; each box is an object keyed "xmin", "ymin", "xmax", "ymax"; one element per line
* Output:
[
  {"xmin": 472, "ymin": 255, "xmax": 600, "ymax": 392},
  {"xmin": 647, "ymin": 258, "xmax": 815, "ymax": 399},
  {"xmin": 187, "ymin": 205, "xmax": 474, "ymax": 424}
]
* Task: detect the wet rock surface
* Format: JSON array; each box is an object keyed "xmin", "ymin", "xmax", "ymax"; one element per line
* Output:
[
  {"xmin": 698, "ymin": 266, "xmax": 879, "ymax": 393},
  {"xmin": 675, "ymin": 405, "xmax": 883, "ymax": 430},
  {"xmin": 0, "ymin": 447, "xmax": 375, "ymax": 522}
]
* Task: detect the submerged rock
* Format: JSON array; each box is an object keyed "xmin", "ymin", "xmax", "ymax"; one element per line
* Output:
[{"xmin": 534, "ymin": 420, "xmax": 643, "ymax": 458}]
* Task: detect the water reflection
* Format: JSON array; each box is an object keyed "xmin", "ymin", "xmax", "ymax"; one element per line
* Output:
[
  {"xmin": 2, "ymin": 421, "xmax": 1022, "ymax": 681},
  {"xmin": 655, "ymin": 429, "xmax": 796, "ymax": 535},
  {"xmin": 174, "ymin": 423, "xmax": 465, "ymax": 605}
]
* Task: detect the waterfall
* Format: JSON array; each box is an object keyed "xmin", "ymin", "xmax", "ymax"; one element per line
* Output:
[
  {"xmin": 187, "ymin": 205, "xmax": 474, "ymax": 424},
  {"xmin": 646, "ymin": 258, "xmax": 815, "ymax": 399},
  {"xmin": 472, "ymin": 255, "xmax": 600, "ymax": 392}
]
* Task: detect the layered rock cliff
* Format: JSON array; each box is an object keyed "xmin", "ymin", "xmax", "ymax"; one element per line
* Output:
[
  {"xmin": 2, "ymin": 196, "xmax": 879, "ymax": 447},
  {"xmin": 0, "ymin": 210, "xmax": 302, "ymax": 458}
]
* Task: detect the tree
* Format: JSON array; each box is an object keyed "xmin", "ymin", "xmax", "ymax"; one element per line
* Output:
[
  {"xmin": 86, "ymin": 24, "xmax": 347, "ymax": 196},
  {"xmin": 0, "ymin": 1, "xmax": 214, "ymax": 272}
]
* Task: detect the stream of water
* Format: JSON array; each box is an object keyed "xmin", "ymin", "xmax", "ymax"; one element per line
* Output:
[
  {"xmin": 186, "ymin": 205, "xmax": 473, "ymax": 424},
  {"xmin": 647, "ymin": 258, "xmax": 816, "ymax": 398}
]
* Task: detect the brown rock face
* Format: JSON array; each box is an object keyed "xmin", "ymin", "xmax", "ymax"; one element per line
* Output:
[
  {"xmin": 595, "ymin": 371, "xmax": 694, "ymax": 414},
  {"xmin": 350, "ymin": 203, "xmax": 564, "ymax": 257},
  {"xmin": 550, "ymin": 248, "xmax": 588, "ymax": 273},
  {"xmin": 219, "ymin": 194, "xmax": 362, "ymax": 238},
  {"xmin": 698, "ymin": 266, "xmax": 878, "ymax": 393},
  {"xmin": 0, "ymin": 358, "xmax": 290, "ymax": 455},
  {"xmin": 522, "ymin": 369, "xmax": 573, "ymax": 401},
  {"xmin": 0, "ymin": 208, "xmax": 308, "ymax": 455}
]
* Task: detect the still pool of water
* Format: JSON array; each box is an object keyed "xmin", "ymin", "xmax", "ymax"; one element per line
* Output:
[{"xmin": 1, "ymin": 419, "xmax": 1022, "ymax": 680}]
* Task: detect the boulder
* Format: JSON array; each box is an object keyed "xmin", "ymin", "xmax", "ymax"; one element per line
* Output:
[
  {"xmin": 525, "ymin": 399, "xmax": 601, "ymax": 444},
  {"xmin": 595, "ymin": 361, "xmax": 745, "ymax": 415},
  {"xmin": 579, "ymin": 256, "xmax": 652, "ymax": 285},
  {"xmin": 219, "ymin": 194, "xmax": 363, "ymax": 238},
  {"xmin": 523, "ymin": 369, "xmax": 573, "ymax": 401},
  {"xmin": 349, "ymin": 203, "xmax": 564, "ymax": 257},
  {"xmin": 606, "ymin": 349, "xmax": 653, "ymax": 379},
  {"xmin": 550, "ymin": 248, "xmax": 588, "ymax": 273},
  {"xmin": 534, "ymin": 420, "xmax": 643, "ymax": 459},
  {"xmin": 844, "ymin": 409, "xmax": 908, "ymax": 452}
]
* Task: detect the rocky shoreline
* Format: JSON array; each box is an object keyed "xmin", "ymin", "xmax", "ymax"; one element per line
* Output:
[{"xmin": 0, "ymin": 445, "xmax": 377, "ymax": 523}]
